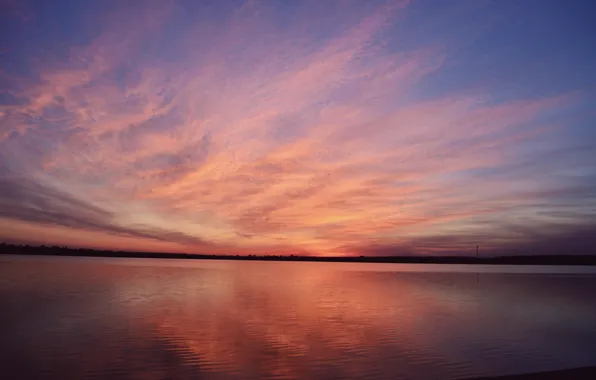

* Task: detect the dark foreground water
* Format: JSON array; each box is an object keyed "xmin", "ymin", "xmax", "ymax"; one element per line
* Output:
[{"xmin": 1, "ymin": 256, "xmax": 596, "ymax": 380}]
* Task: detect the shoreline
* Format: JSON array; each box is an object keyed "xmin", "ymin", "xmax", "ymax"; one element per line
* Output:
[
  {"xmin": 2, "ymin": 246, "xmax": 596, "ymax": 266},
  {"xmin": 462, "ymin": 366, "xmax": 596, "ymax": 379}
]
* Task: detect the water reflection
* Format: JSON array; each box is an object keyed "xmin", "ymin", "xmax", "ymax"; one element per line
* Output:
[{"xmin": 1, "ymin": 257, "xmax": 596, "ymax": 379}]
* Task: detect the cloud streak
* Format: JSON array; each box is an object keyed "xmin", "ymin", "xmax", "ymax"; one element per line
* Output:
[
  {"xmin": 1, "ymin": 0, "xmax": 595, "ymax": 255},
  {"xmin": 0, "ymin": 161, "xmax": 215, "ymax": 249}
]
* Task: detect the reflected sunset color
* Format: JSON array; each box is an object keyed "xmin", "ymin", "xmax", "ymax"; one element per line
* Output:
[{"xmin": 2, "ymin": 257, "xmax": 596, "ymax": 379}]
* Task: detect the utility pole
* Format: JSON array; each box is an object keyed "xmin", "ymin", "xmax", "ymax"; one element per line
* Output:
[{"xmin": 476, "ymin": 245, "xmax": 480, "ymax": 284}]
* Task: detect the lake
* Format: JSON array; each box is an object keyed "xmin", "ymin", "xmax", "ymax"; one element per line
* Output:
[{"xmin": 1, "ymin": 255, "xmax": 596, "ymax": 379}]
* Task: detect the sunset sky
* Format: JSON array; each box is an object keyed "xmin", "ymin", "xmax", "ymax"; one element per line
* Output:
[{"xmin": 1, "ymin": 0, "xmax": 595, "ymax": 256}]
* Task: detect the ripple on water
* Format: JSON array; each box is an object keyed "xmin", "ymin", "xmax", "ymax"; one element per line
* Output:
[{"xmin": 1, "ymin": 257, "xmax": 596, "ymax": 379}]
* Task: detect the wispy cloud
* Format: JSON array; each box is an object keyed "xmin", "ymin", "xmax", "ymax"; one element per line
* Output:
[
  {"xmin": 1, "ymin": 1, "xmax": 594, "ymax": 254},
  {"xmin": 0, "ymin": 160, "xmax": 217, "ymax": 250}
]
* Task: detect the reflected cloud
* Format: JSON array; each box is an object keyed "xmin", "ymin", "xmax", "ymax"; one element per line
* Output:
[{"xmin": 3, "ymin": 259, "xmax": 596, "ymax": 378}]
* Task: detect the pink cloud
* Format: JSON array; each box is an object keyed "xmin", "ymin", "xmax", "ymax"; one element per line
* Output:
[{"xmin": 0, "ymin": 1, "xmax": 588, "ymax": 255}]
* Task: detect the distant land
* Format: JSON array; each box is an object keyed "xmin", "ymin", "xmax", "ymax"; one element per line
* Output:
[{"xmin": 1, "ymin": 243, "xmax": 596, "ymax": 266}]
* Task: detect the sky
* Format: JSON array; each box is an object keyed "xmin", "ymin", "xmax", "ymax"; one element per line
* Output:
[{"xmin": 1, "ymin": 0, "xmax": 595, "ymax": 256}]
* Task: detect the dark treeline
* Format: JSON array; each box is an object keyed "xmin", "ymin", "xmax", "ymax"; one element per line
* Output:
[{"xmin": 1, "ymin": 242, "xmax": 596, "ymax": 265}]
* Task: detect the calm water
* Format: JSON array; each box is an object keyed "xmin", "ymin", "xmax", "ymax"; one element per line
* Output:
[{"xmin": 1, "ymin": 256, "xmax": 596, "ymax": 380}]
